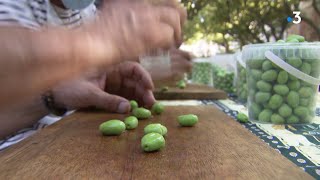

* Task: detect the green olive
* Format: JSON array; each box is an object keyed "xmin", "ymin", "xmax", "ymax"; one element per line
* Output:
[
  {"xmin": 271, "ymin": 114, "xmax": 285, "ymax": 124},
  {"xmin": 277, "ymin": 40, "xmax": 286, "ymax": 43},
  {"xmin": 277, "ymin": 71, "xmax": 289, "ymax": 84},
  {"xmin": 268, "ymin": 94, "xmax": 283, "ymax": 110},
  {"xmin": 287, "ymin": 115, "xmax": 300, "ymax": 124},
  {"xmin": 261, "ymin": 70, "xmax": 278, "ymax": 82},
  {"xmin": 124, "ymin": 116, "xmax": 138, "ymax": 130},
  {"xmin": 177, "ymin": 80, "xmax": 186, "ymax": 89},
  {"xmin": 287, "ymin": 91, "xmax": 300, "ymax": 108},
  {"xmin": 236, "ymin": 113, "xmax": 248, "ymax": 123},
  {"xmin": 298, "ymin": 87, "xmax": 313, "ymax": 98},
  {"xmin": 151, "ymin": 102, "xmax": 165, "ymax": 115},
  {"xmin": 262, "ymin": 60, "xmax": 273, "ymax": 71},
  {"xmin": 289, "ymin": 74, "xmax": 298, "ymax": 81},
  {"xmin": 144, "ymin": 123, "xmax": 167, "ymax": 136},
  {"xmin": 287, "ymin": 58, "xmax": 302, "ymax": 68},
  {"xmin": 130, "ymin": 100, "xmax": 138, "ymax": 110},
  {"xmin": 141, "ymin": 133, "xmax": 165, "ymax": 152},
  {"xmin": 273, "ymin": 84, "xmax": 289, "ymax": 96},
  {"xmin": 99, "ymin": 120, "xmax": 126, "ymax": 136},
  {"xmin": 300, "ymin": 98, "xmax": 309, "ymax": 106},
  {"xmin": 177, "ymin": 114, "xmax": 198, "ymax": 126},
  {"xmin": 133, "ymin": 108, "xmax": 152, "ymax": 119},
  {"xmin": 251, "ymin": 69, "xmax": 263, "ymax": 80},
  {"xmin": 286, "ymin": 39, "xmax": 300, "ymax": 43},
  {"xmin": 300, "ymin": 62, "xmax": 312, "ymax": 75},
  {"xmin": 161, "ymin": 125, "xmax": 168, "ymax": 136},
  {"xmin": 287, "ymin": 34, "xmax": 305, "ymax": 42},
  {"xmin": 288, "ymin": 80, "xmax": 300, "ymax": 91},
  {"xmin": 255, "ymin": 92, "xmax": 271, "ymax": 103},
  {"xmin": 250, "ymin": 102, "xmax": 262, "ymax": 119},
  {"xmin": 248, "ymin": 59, "xmax": 264, "ymax": 69},
  {"xmin": 278, "ymin": 104, "xmax": 292, "ymax": 118},
  {"xmin": 294, "ymin": 106, "xmax": 309, "ymax": 118},
  {"xmin": 258, "ymin": 109, "xmax": 272, "ymax": 122},
  {"xmin": 256, "ymin": 81, "xmax": 272, "ymax": 92}
]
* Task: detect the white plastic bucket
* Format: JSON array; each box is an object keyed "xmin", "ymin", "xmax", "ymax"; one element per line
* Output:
[{"xmin": 243, "ymin": 42, "xmax": 320, "ymax": 124}]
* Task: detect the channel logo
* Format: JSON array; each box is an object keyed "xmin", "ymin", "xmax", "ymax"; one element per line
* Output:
[{"xmin": 287, "ymin": 11, "xmax": 301, "ymax": 24}]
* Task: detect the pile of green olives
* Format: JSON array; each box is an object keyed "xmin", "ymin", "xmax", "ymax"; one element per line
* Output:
[{"xmin": 246, "ymin": 35, "xmax": 319, "ymax": 124}]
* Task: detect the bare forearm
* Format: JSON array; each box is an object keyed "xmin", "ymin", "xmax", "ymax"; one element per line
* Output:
[
  {"xmin": 0, "ymin": 27, "xmax": 117, "ymax": 107},
  {"xmin": 0, "ymin": 96, "xmax": 49, "ymax": 139}
]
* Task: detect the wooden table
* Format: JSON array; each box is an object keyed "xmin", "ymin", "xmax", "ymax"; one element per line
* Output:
[
  {"xmin": 0, "ymin": 106, "xmax": 312, "ymax": 179},
  {"xmin": 153, "ymin": 84, "xmax": 227, "ymax": 100}
]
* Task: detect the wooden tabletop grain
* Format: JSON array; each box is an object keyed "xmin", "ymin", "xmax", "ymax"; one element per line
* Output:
[{"xmin": 0, "ymin": 106, "xmax": 312, "ymax": 180}]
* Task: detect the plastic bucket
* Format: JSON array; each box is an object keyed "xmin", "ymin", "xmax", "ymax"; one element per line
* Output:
[
  {"xmin": 191, "ymin": 58, "xmax": 213, "ymax": 86},
  {"xmin": 243, "ymin": 42, "xmax": 320, "ymax": 124},
  {"xmin": 235, "ymin": 52, "xmax": 248, "ymax": 102}
]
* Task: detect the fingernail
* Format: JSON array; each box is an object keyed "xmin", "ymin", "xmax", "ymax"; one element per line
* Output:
[{"xmin": 117, "ymin": 101, "xmax": 130, "ymax": 113}]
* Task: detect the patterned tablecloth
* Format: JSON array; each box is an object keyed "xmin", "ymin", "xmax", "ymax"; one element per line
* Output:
[
  {"xmin": 1, "ymin": 99, "xmax": 319, "ymax": 179},
  {"xmin": 201, "ymin": 98, "xmax": 320, "ymax": 179}
]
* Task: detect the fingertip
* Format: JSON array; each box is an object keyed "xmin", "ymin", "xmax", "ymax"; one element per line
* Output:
[
  {"xmin": 143, "ymin": 90, "xmax": 156, "ymax": 108},
  {"xmin": 117, "ymin": 101, "xmax": 130, "ymax": 114}
]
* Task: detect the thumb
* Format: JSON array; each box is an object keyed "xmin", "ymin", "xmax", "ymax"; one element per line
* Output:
[{"xmin": 89, "ymin": 88, "xmax": 130, "ymax": 113}]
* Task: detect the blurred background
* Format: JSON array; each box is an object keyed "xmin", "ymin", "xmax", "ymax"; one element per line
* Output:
[
  {"xmin": 95, "ymin": 0, "xmax": 320, "ymax": 56},
  {"xmin": 94, "ymin": 0, "xmax": 320, "ymax": 91},
  {"xmin": 179, "ymin": 0, "xmax": 320, "ymax": 57}
]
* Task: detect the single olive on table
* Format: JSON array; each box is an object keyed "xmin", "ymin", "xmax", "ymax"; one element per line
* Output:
[
  {"xmin": 144, "ymin": 123, "xmax": 167, "ymax": 136},
  {"xmin": 244, "ymin": 35, "xmax": 319, "ymax": 124},
  {"xmin": 236, "ymin": 113, "xmax": 248, "ymax": 123},
  {"xmin": 151, "ymin": 102, "xmax": 165, "ymax": 115},
  {"xmin": 176, "ymin": 80, "xmax": 186, "ymax": 89},
  {"xmin": 99, "ymin": 120, "xmax": 126, "ymax": 136},
  {"xmin": 124, "ymin": 116, "xmax": 138, "ymax": 130},
  {"xmin": 133, "ymin": 107, "xmax": 152, "ymax": 119},
  {"xmin": 130, "ymin": 100, "xmax": 138, "ymax": 111},
  {"xmin": 141, "ymin": 133, "xmax": 166, "ymax": 152},
  {"xmin": 177, "ymin": 114, "xmax": 198, "ymax": 126}
]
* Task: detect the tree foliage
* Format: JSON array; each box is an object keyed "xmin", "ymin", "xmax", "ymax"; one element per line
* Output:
[{"xmin": 181, "ymin": 0, "xmax": 301, "ymax": 52}]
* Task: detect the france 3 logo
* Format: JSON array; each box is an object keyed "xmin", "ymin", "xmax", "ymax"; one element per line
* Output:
[{"xmin": 287, "ymin": 11, "xmax": 301, "ymax": 24}]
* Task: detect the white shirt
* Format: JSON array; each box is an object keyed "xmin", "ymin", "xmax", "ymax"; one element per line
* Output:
[{"xmin": 0, "ymin": 0, "xmax": 97, "ymax": 150}]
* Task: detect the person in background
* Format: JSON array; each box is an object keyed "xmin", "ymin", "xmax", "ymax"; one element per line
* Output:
[{"xmin": 0, "ymin": 0, "xmax": 186, "ymax": 149}]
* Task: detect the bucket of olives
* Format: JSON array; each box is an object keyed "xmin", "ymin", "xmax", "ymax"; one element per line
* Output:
[
  {"xmin": 191, "ymin": 58, "xmax": 213, "ymax": 86},
  {"xmin": 212, "ymin": 66, "xmax": 235, "ymax": 93},
  {"xmin": 243, "ymin": 38, "xmax": 320, "ymax": 124},
  {"xmin": 235, "ymin": 52, "xmax": 248, "ymax": 103}
]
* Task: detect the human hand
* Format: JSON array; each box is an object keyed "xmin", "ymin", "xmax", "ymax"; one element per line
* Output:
[
  {"xmin": 170, "ymin": 48, "xmax": 193, "ymax": 79},
  {"xmin": 107, "ymin": 0, "xmax": 187, "ymax": 47},
  {"xmin": 82, "ymin": 0, "xmax": 183, "ymax": 65},
  {"xmin": 145, "ymin": 48, "xmax": 193, "ymax": 87},
  {"xmin": 52, "ymin": 62, "xmax": 155, "ymax": 113}
]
